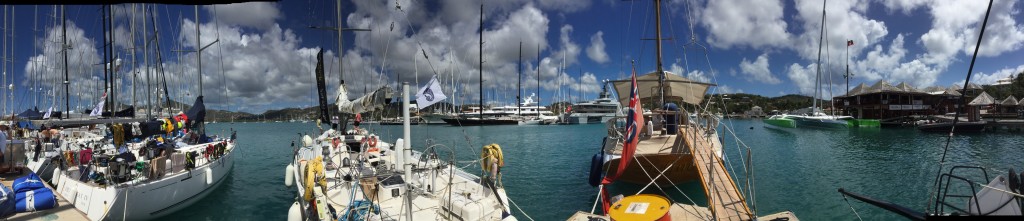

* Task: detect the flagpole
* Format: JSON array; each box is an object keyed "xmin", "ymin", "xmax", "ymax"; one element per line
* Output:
[{"xmin": 846, "ymin": 39, "xmax": 851, "ymax": 116}]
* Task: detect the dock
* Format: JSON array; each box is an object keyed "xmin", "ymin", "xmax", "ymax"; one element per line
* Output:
[
  {"xmin": 1, "ymin": 170, "xmax": 88, "ymax": 221},
  {"xmin": 680, "ymin": 126, "xmax": 753, "ymax": 221}
]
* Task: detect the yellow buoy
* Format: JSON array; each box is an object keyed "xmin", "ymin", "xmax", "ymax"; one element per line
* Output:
[{"xmin": 607, "ymin": 194, "xmax": 671, "ymax": 221}]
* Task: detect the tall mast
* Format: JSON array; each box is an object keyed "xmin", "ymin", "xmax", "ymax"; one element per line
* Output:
[
  {"xmin": 517, "ymin": 41, "xmax": 521, "ymax": 116},
  {"xmin": 143, "ymin": 4, "xmax": 152, "ymax": 119},
  {"xmin": 149, "ymin": 6, "xmax": 170, "ymax": 115},
  {"xmin": 536, "ymin": 44, "xmax": 540, "ymax": 118},
  {"xmin": 61, "ymin": 6, "xmax": 69, "ymax": 118},
  {"xmin": 342, "ymin": 0, "xmax": 350, "ymax": 84},
  {"xmin": 130, "ymin": 4, "xmax": 137, "ymax": 115},
  {"xmin": 654, "ymin": 0, "xmax": 665, "ymax": 107},
  {"xmin": 478, "ymin": 4, "xmax": 483, "ymax": 118},
  {"xmin": 102, "ymin": 5, "xmax": 110, "ymax": 114},
  {"xmin": 814, "ymin": 0, "xmax": 826, "ymax": 112},
  {"xmin": 195, "ymin": 5, "xmax": 202, "ymax": 97}
]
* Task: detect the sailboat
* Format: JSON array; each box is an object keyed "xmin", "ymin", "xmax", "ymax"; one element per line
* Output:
[
  {"xmin": 571, "ymin": 0, "xmax": 796, "ymax": 220},
  {"xmin": 765, "ymin": 0, "xmax": 853, "ymax": 129},
  {"xmin": 285, "ymin": 3, "xmax": 517, "ymax": 220},
  {"xmin": 839, "ymin": 0, "xmax": 1024, "ymax": 218}
]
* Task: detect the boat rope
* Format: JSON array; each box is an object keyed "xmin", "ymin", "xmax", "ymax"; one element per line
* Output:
[
  {"xmin": 841, "ymin": 192, "xmax": 865, "ymax": 221},
  {"xmin": 632, "ymin": 154, "xmax": 708, "ymax": 219},
  {"xmin": 975, "ymin": 181, "xmax": 1024, "ymax": 199},
  {"xmin": 928, "ymin": 0, "xmax": 994, "ymax": 214},
  {"xmin": 506, "ymin": 193, "xmax": 536, "ymax": 221},
  {"xmin": 591, "ymin": 184, "xmax": 603, "ymax": 214}
]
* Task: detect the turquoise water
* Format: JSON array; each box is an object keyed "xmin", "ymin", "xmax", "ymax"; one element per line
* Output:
[{"xmin": 164, "ymin": 120, "xmax": 1024, "ymax": 220}]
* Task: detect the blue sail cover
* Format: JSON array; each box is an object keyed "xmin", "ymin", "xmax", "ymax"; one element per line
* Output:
[
  {"xmin": 16, "ymin": 108, "xmax": 42, "ymax": 120},
  {"xmin": 185, "ymin": 96, "xmax": 206, "ymax": 129}
]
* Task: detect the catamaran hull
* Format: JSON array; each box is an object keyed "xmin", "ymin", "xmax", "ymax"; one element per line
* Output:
[
  {"xmin": 763, "ymin": 118, "xmax": 796, "ymax": 128},
  {"xmin": 792, "ymin": 117, "xmax": 850, "ymax": 129},
  {"xmin": 55, "ymin": 143, "xmax": 235, "ymax": 221}
]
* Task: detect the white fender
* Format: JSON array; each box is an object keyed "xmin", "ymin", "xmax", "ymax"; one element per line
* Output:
[
  {"xmin": 287, "ymin": 201, "xmax": 302, "ymax": 221},
  {"xmin": 285, "ymin": 164, "xmax": 295, "ymax": 187},
  {"xmin": 53, "ymin": 168, "xmax": 61, "ymax": 184},
  {"xmin": 206, "ymin": 167, "xmax": 213, "ymax": 185}
]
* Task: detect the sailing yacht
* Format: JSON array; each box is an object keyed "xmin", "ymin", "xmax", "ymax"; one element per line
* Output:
[
  {"xmin": 286, "ymin": 83, "xmax": 516, "ymax": 221},
  {"xmin": 571, "ymin": 0, "xmax": 796, "ymax": 220}
]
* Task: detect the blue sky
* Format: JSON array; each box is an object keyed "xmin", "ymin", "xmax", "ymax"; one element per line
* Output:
[{"xmin": 1, "ymin": 0, "xmax": 1023, "ymax": 114}]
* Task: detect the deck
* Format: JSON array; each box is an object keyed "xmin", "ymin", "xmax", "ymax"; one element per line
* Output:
[{"xmin": 681, "ymin": 126, "xmax": 753, "ymax": 221}]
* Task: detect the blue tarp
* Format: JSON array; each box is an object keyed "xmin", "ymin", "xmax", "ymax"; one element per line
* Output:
[
  {"xmin": 15, "ymin": 188, "xmax": 56, "ymax": 212},
  {"xmin": 16, "ymin": 108, "xmax": 42, "ymax": 120},
  {"xmin": 16, "ymin": 121, "xmax": 37, "ymax": 130},
  {"xmin": 12, "ymin": 172, "xmax": 55, "ymax": 213},
  {"xmin": 13, "ymin": 173, "xmax": 45, "ymax": 193},
  {"xmin": 0, "ymin": 184, "xmax": 15, "ymax": 217}
]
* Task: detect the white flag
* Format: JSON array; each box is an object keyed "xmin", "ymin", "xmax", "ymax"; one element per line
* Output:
[
  {"xmin": 43, "ymin": 107, "xmax": 53, "ymax": 119},
  {"xmin": 91, "ymin": 93, "xmax": 107, "ymax": 117},
  {"xmin": 416, "ymin": 75, "xmax": 447, "ymax": 109}
]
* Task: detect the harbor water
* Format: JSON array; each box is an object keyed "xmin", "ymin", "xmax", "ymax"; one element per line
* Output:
[{"xmin": 167, "ymin": 120, "xmax": 1024, "ymax": 220}]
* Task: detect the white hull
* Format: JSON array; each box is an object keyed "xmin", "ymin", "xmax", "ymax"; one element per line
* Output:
[
  {"xmin": 567, "ymin": 114, "xmax": 618, "ymax": 124},
  {"xmin": 54, "ymin": 142, "xmax": 236, "ymax": 221}
]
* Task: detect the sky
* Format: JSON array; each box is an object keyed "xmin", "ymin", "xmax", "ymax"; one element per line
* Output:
[{"xmin": 0, "ymin": 0, "xmax": 1023, "ymax": 114}]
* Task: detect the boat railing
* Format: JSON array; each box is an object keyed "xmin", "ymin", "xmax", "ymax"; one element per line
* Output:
[{"xmin": 932, "ymin": 165, "xmax": 996, "ymax": 215}]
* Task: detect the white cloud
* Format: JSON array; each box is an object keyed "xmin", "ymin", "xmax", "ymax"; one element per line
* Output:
[
  {"xmin": 786, "ymin": 62, "xmax": 817, "ymax": 95},
  {"xmin": 855, "ymin": 33, "xmax": 908, "ymax": 82},
  {"xmin": 739, "ymin": 53, "xmax": 781, "ymax": 84},
  {"xmin": 700, "ymin": 0, "xmax": 790, "ymax": 49},
  {"xmin": 971, "ymin": 64, "xmax": 1024, "ymax": 85},
  {"xmin": 23, "ymin": 22, "xmax": 104, "ymax": 112},
  {"xmin": 204, "ymin": 2, "xmax": 281, "ymax": 30},
  {"xmin": 718, "ymin": 85, "xmax": 744, "ymax": 94},
  {"xmin": 920, "ymin": 0, "xmax": 1024, "ymax": 65},
  {"xmin": 343, "ymin": 1, "xmax": 555, "ymax": 105},
  {"xmin": 586, "ymin": 31, "xmax": 609, "ymax": 63}
]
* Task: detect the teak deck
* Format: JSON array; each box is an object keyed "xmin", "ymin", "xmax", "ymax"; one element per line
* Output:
[{"xmin": 680, "ymin": 126, "xmax": 753, "ymax": 221}]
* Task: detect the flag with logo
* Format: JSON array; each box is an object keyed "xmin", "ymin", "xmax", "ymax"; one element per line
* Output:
[
  {"xmin": 415, "ymin": 75, "xmax": 447, "ymax": 109},
  {"xmin": 90, "ymin": 92, "xmax": 107, "ymax": 117},
  {"xmin": 847, "ymin": 40, "xmax": 854, "ymax": 47},
  {"xmin": 43, "ymin": 106, "xmax": 53, "ymax": 119}
]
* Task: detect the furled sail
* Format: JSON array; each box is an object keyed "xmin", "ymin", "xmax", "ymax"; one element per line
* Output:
[{"xmin": 336, "ymin": 84, "xmax": 393, "ymax": 114}]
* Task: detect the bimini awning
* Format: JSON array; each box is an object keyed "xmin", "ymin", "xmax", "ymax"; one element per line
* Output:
[{"xmin": 610, "ymin": 71, "xmax": 715, "ymax": 105}]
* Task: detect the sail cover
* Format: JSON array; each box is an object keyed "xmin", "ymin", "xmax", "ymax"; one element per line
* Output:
[
  {"xmin": 336, "ymin": 85, "xmax": 393, "ymax": 114},
  {"xmin": 610, "ymin": 71, "xmax": 715, "ymax": 105},
  {"xmin": 185, "ymin": 96, "xmax": 206, "ymax": 129}
]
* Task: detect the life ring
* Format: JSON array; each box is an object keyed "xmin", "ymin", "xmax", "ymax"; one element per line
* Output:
[
  {"xmin": 366, "ymin": 136, "xmax": 378, "ymax": 148},
  {"xmin": 480, "ymin": 144, "xmax": 504, "ymax": 175},
  {"xmin": 331, "ymin": 138, "xmax": 341, "ymax": 149}
]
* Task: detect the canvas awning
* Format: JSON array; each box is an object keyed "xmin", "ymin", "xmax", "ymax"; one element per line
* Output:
[
  {"xmin": 610, "ymin": 71, "xmax": 715, "ymax": 105},
  {"xmin": 968, "ymin": 91, "xmax": 995, "ymax": 106}
]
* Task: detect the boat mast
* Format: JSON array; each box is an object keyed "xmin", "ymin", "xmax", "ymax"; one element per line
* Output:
[
  {"xmin": 654, "ymin": 0, "xmax": 665, "ymax": 107},
  {"xmin": 478, "ymin": 4, "xmax": 483, "ymax": 118},
  {"xmin": 517, "ymin": 41, "xmax": 521, "ymax": 116},
  {"xmin": 814, "ymin": 0, "xmax": 826, "ymax": 113},
  {"xmin": 61, "ymin": 5, "xmax": 69, "ymax": 118},
  {"xmin": 195, "ymin": 5, "xmax": 202, "ymax": 97},
  {"xmin": 102, "ymin": 5, "xmax": 110, "ymax": 114},
  {"xmin": 536, "ymin": 44, "xmax": 540, "ymax": 118},
  {"xmin": 143, "ymin": 4, "xmax": 152, "ymax": 119}
]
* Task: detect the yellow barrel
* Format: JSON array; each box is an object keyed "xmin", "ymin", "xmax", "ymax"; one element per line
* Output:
[{"xmin": 608, "ymin": 194, "xmax": 672, "ymax": 221}]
